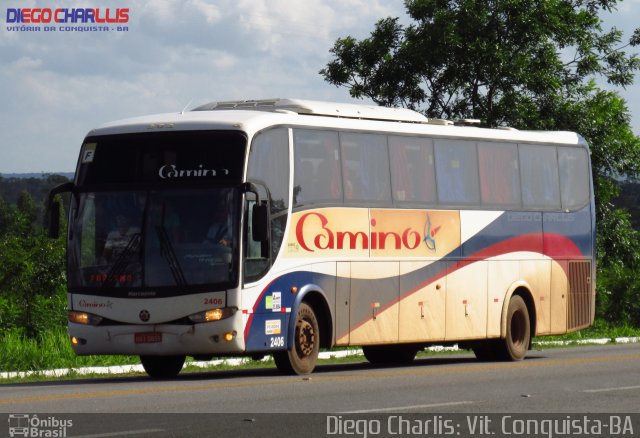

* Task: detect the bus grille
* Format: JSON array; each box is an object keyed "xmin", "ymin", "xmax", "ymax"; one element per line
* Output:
[{"xmin": 567, "ymin": 261, "xmax": 593, "ymax": 330}]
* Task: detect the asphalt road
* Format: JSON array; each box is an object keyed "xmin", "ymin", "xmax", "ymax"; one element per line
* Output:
[{"xmin": 1, "ymin": 343, "xmax": 638, "ymax": 437}]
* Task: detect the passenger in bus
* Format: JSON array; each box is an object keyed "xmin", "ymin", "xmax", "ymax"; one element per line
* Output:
[
  {"xmin": 102, "ymin": 213, "xmax": 141, "ymax": 261},
  {"xmin": 315, "ymin": 158, "xmax": 342, "ymax": 200}
]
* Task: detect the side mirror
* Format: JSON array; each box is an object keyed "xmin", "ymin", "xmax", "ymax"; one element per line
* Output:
[
  {"xmin": 48, "ymin": 201, "xmax": 61, "ymax": 239},
  {"xmin": 45, "ymin": 181, "xmax": 74, "ymax": 239},
  {"xmin": 252, "ymin": 204, "xmax": 269, "ymax": 242}
]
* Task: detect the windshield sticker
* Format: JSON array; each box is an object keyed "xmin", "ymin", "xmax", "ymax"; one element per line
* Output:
[{"xmin": 81, "ymin": 143, "xmax": 97, "ymax": 163}]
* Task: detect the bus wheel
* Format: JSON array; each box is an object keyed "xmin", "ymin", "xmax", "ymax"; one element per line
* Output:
[
  {"xmin": 500, "ymin": 295, "xmax": 531, "ymax": 361},
  {"xmin": 140, "ymin": 355, "xmax": 185, "ymax": 379},
  {"xmin": 274, "ymin": 303, "xmax": 320, "ymax": 375},
  {"xmin": 363, "ymin": 345, "xmax": 418, "ymax": 365}
]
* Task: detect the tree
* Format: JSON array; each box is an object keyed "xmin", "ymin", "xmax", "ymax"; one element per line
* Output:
[
  {"xmin": 0, "ymin": 192, "xmax": 67, "ymax": 337},
  {"xmin": 321, "ymin": 0, "xmax": 640, "ymax": 123}
]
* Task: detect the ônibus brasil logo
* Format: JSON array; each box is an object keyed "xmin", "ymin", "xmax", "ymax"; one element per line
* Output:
[{"xmin": 5, "ymin": 7, "xmax": 130, "ymax": 33}]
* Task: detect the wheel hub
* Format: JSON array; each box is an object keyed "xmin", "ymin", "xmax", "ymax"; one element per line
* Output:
[{"xmin": 297, "ymin": 319, "xmax": 315, "ymax": 357}]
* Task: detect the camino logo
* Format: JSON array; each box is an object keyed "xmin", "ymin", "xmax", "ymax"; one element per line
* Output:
[{"xmin": 423, "ymin": 213, "xmax": 441, "ymax": 251}]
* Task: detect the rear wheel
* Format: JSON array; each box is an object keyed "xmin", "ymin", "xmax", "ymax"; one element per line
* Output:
[
  {"xmin": 472, "ymin": 295, "xmax": 530, "ymax": 362},
  {"xmin": 140, "ymin": 355, "xmax": 185, "ymax": 379},
  {"xmin": 274, "ymin": 303, "xmax": 320, "ymax": 375},
  {"xmin": 363, "ymin": 345, "xmax": 419, "ymax": 365},
  {"xmin": 501, "ymin": 295, "xmax": 530, "ymax": 360}
]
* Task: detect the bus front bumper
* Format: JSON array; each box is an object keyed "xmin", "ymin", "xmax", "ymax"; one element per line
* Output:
[{"xmin": 68, "ymin": 314, "xmax": 245, "ymax": 356}]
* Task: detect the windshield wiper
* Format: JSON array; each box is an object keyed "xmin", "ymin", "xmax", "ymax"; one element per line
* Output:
[
  {"xmin": 103, "ymin": 233, "xmax": 141, "ymax": 287},
  {"xmin": 155, "ymin": 225, "xmax": 187, "ymax": 287}
]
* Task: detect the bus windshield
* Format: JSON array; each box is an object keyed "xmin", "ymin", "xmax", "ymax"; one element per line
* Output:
[{"xmin": 68, "ymin": 187, "xmax": 239, "ymax": 296}]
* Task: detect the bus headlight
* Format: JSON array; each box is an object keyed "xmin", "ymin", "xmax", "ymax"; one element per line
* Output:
[
  {"xmin": 68, "ymin": 311, "xmax": 103, "ymax": 326},
  {"xmin": 188, "ymin": 307, "xmax": 236, "ymax": 323}
]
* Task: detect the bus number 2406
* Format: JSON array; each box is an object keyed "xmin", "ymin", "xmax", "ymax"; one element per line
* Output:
[{"xmin": 270, "ymin": 337, "xmax": 285, "ymax": 348}]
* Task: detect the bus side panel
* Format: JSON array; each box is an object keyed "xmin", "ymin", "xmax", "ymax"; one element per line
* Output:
[
  {"xmin": 243, "ymin": 270, "xmax": 335, "ymax": 353},
  {"xmin": 543, "ymin": 208, "xmax": 593, "ymax": 261},
  {"xmin": 520, "ymin": 258, "xmax": 552, "ymax": 335},
  {"xmin": 550, "ymin": 259, "xmax": 569, "ymax": 334},
  {"xmin": 348, "ymin": 262, "xmax": 399, "ymax": 345},
  {"xmin": 486, "ymin": 260, "xmax": 519, "ymax": 338},
  {"xmin": 445, "ymin": 260, "xmax": 488, "ymax": 341},
  {"xmin": 398, "ymin": 261, "xmax": 446, "ymax": 342},
  {"xmin": 543, "ymin": 207, "xmax": 594, "ymax": 333},
  {"xmin": 335, "ymin": 262, "xmax": 351, "ymax": 346}
]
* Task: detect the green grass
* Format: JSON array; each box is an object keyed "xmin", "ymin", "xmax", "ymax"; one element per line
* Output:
[
  {"xmin": 0, "ymin": 328, "xmax": 137, "ymax": 373},
  {"xmin": 536, "ymin": 319, "xmax": 640, "ymax": 343}
]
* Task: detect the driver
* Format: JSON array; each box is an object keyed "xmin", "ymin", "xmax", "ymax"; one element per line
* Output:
[
  {"xmin": 103, "ymin": 213, "xmax": 141, "ymax": 261},
  {"xmin": 204, "ymin": 209, "xmax": 231, "ymax": 247}
]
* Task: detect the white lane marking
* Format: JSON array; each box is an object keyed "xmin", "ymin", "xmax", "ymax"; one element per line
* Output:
[
  {"xmin": 74, "ymin": 429, "xmax": 164, "ymax": 437},
  {"xmin": 584, "ymin": 385, "xmax": 640, "ymax": 393},
  {"xmin": 341, "ymin": 401, "xmax": 475, "ymax": 413}
]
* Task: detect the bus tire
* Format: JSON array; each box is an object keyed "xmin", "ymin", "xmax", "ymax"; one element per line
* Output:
[
  {"xmin": 140, "ymin": 355, "xmax": 185, "ymax": 379},
  {"xmin": 500, "ymin": 295, "xmax": 531, "ymax": 361},
  {"xmin": 363, "ymin": 345, "xmax": 418, "ymax": 365},
  {"xmin": 274, "ymin": 303, "xmax": 319, "ymax": 375}
]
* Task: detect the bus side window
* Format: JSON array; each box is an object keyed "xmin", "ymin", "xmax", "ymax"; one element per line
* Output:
[
  {"xmin": 339, "ymin": 132, "xmax": 391, "ymax": 203},
  {"xmin": 293, "ymin": 129, "xmax": 342, "ymax": 206},
  {"xmin": 389, "ymin": 136, "xmax": 436, "ymax": 204},
  {"xmin": 478, "ymin": 142, "xmax": 521, "ymax": 208},
  {"xmin": 558, "ymin": 147, "xmax": 590, "ymax": 211},
  {"xmin": 434, "ymin": 139, "xmax": 480, "ymax": 205},
  {"xmin": 519, "ymin": 144, "xmax": 561, "ymax": 210}
]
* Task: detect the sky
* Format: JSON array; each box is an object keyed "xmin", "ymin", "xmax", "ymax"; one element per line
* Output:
[{"xmin": 1, "ymin": 0, "xmax": 639, "ymax": 174}]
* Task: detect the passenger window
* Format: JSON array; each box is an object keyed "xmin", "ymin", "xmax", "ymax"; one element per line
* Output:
[
  {"xmin": 558, "ymin": 147, "xmax": 590, "ymax": 210},
  {"xmin": 478, "ymin": 142, "xmax": 521, "ymax": 207},
  {"xmin": 519, "ymin": 144, "xmax": 561, "ymax": 209},
  {"xmin": 434, "ymin": 139, "xmax": 480, "ymax": 205},
  {"xmin": 340, "ymin": 132, "xmax": 391, "ymax": 203},
  {"xmin": 389, "ymin": 136, "xmax": 436, "ymax": 204},
  {"xmin": 293, "ymin": 129, "xmax": 342, "ymax": 207}
]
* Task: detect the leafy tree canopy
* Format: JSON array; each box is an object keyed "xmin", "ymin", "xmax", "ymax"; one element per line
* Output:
[{"xmin": 321, "ymin": 0, "xmax": 640, "ymax": 124}]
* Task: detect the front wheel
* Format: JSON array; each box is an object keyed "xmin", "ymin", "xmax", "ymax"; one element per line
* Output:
[
  {"xmin": 274, "ymin": 303, "xmax": 320, "ymax": 375},
  {"xmin": 140, "ymin": 355, "xmax": 186, "ymax": 379}
]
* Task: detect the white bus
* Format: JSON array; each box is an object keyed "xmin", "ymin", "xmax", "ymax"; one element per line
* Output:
[{"xmin": 48, "ymin": 98, "xmax": 595, "ymax": 378}]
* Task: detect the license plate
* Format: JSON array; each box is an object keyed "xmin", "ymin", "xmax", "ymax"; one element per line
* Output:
[{"xmin": 134, "ymin": 332, "xmax": 162, "ymax": 344}]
